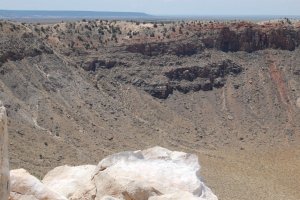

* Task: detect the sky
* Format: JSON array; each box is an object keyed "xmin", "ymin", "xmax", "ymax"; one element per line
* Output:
[{"xmin": 1, "ymin": 0, "xmax": 300, "ymax": 16}]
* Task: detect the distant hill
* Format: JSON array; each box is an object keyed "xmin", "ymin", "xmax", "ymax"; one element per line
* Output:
[
  {"xmin": 1, "ymin": 10, "xmax": 300, "ymax": 23},
  {"xmin": 0, "ymin": 10, "xmax": 152, "ymax": 21}
]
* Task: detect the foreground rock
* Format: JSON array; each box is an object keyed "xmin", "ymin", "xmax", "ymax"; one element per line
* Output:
[
  {"xmin": 10, "ymin": 147, "xmax": 218, "ymax": 200},
  {"xmin": 0, "ymin": 102, "xmax": 9, "ymax": 200},
  {"xmin": 10, "ymin": 169, "xmax": 67, "ymax": 200},
  {"xmin": 42, "ymin": 165, "xmax": 96, "ymax": 198}
]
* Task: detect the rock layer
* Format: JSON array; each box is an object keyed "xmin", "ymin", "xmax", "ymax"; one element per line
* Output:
[
  {"xmin": 143, "ymin": 60, "xmax": 242, "ymax": 99},
  {"xmin": 125, "ymin": 22, "xmax": 300, "ymax": 55},
  {"xmin": 211, "ymin": 25, "xmax": 300, "ymax": 52},
  {"xmin": 0, "ymin": 102, "xmax": 9, "ymax": 200},
  {"xmin": 125, "ymin": 40, "xmax": 202, "ymax": 56}
]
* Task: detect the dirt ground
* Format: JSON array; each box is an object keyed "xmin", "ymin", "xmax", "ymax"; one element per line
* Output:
[{"xmin": 199, "ymin": 146, "xmax": 300, "ymax": 200}]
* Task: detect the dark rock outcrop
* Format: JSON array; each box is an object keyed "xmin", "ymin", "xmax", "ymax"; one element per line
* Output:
[
  {"xmin": 141, "ymin": 60, "xmax": 242, "ymax": 99},
  {"xmin": 144, "ymin": 84, "xmax": 173, "ymax": 99},
  {"xmin": 126, "ymin": 23, "xmax": 300, "ymax": 55},
  {"xmin": 203, "ymin": 25, "xmax": 300, "ymax": 52},
  {"xmin": 83, "ymin": 60, "xmax": 121, "ymax": 71}
]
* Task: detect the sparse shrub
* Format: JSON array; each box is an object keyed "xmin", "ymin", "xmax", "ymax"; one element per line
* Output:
[
  {"xmin": 85, "ymin": 24, "xmax": 92, "ymax": 31},
  {"xmin": 127, "ymin": 30, "xmax": 132, "ymax": 37},
  {"xmin": 285, "ymin": 18, "xmax": 292, "ymax": 24},
  {"xmin": 98, "ymin": 28, "xmax": 104, "ymax": 35},
  {"xmin": 111, "ymin": 33, "xmax": 117, "ymax": 40},
  {"xmin": 179, "ymin": 27, "xmax": 183, "ymax": 34},
  {"xmin": 85, "ymin": 43, "xmax": 90, "ymax": 49},
  {"xmin": 34, "ymin": 27, "xmax": 40, "ymax": 33},
  {"xmin": 78, "ymin": 35, "xmax": 84, "ymax": 41}
]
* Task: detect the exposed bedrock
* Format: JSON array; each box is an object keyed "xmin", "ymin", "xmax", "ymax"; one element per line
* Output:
[
  {"xmin": 143, "ymin": 60, "xmax": 242, "ymax": 99},
  {"xmin": 203, "ymin": 26, "xmax": 300, "ymax": 52},
  {"xmin": 82, "ymin": 59, "xmax": 129, "ymax": 71},
  {"xmin": 126, "ymin": 25, "xmax": 300, "ymax": 56},
  {"xmin": 0, "ymin": 102, "xmax": 9, "ymax": 200}
]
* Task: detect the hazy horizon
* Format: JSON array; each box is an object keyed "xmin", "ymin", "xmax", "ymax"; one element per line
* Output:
[
  {"xmin": 2, "ymin": 10, "xmax": 300, "ymax": 23},
  {"xmin": 1, "ymin": 0, "xmax": 300, "ymax": 16},
  {"xmin": 2, "ymin": 9, "xmax": 300, "ymax": 17}
]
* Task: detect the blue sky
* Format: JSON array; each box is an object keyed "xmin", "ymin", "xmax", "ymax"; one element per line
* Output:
[{"xmin": 1, "ymin": 0, "xmax": 299, "ymax": 16}]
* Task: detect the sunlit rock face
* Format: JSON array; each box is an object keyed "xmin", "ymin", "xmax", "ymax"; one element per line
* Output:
[
  {"xmin": 70, "ymin": 146, "xmax": 218, "ymax": 200},
  {"xmin": 42, "ymin": 165, "xmax": 96, "ymax": 198},
  {"xmin": 10, "ymin": 169, "xmax": 67, "ymax": 200},
  {"xmin": 0, "ymin": 102, "xmax": 9, "ymax": 200},
  {"xmin": 9, "ymin": 147, "xmax": 218, "ymax": 200}
]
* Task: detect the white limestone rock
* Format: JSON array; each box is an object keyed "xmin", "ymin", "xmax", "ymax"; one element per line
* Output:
[
  {"xmin": 9, "ymin": 147, "xmax": 218, "ymax": 200},
  {"xmin": 10, "ymin": 169, "xmax": 67, "ymax": 200},
  {"xmin": 42, "ymin": 165, "xmax": 96, "ymax": 198},
  {"xmin": 0, "ymin": 102, "xmax": 9, "ymax": 200},
  {"xmin": 71, "ymin": 146, "xmax": 218, "ymax": 200}
]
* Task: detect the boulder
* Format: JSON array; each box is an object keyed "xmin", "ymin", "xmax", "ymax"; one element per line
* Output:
[
  {"xmin": 42, "ymin": 165, "xmax": 96, "ymax": 198},
  {"xmin": 9, "ymin": 147, "xmax": 218, "ymax": 200},
  {"xmin": 71, "ymin": 146, "xmax": 218, "ymax": 200},
  {"xmin": 10, "ymin": 169, "xmax": 67, "ymax": 200},
  {"xmin": 0, "ymin": 102, "xmax": 9, "ymax": 200}
]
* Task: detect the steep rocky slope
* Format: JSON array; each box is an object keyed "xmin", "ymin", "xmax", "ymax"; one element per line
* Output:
[{"xmin": 0, "ymin": 19, "xmax": 300, "ymax": 200}]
